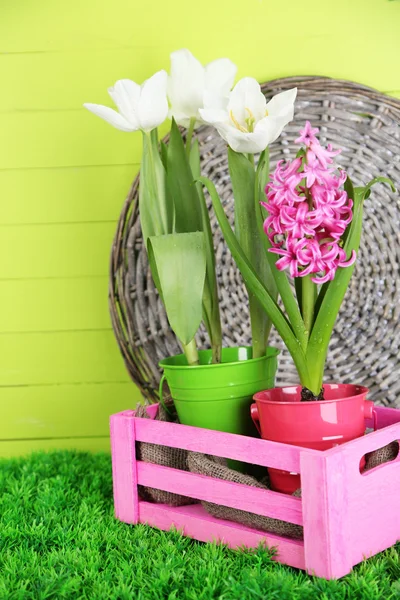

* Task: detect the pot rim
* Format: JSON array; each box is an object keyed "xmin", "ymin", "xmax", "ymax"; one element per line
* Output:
[
  {"xmin": 159, "ymin": 345, "xmax": 280, "ymax": 370},
  {"xmin": 253, "ymin": 383, "xmax": 369, "ymax": 405}
]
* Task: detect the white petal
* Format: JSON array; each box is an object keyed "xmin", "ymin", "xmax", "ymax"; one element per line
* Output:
[
  {"xmin": 168, "ymin": 48, "xmax": 205, "ymax": 121},
  {"xmin": 137, "ymin": 70, "xmax": 168, "ymax": 132},
  {"xmin": 108, "ymin": 79, "xmax": 140, "ymax": 128},
  {"xmin": 83, "ymin": 103, "xmax": 137, "ymax": 132},
  {"xmin": 252, "ymin": 115, "xmax": 290, "ymax": 148},
  {"xmin": 167, "ymin": 108, "xmax": 192, "ymax": 128},
  {"xmin": 227, "ymin": 77, "xmax": 267, "ymax": 127},
  {"xmin": 199, "ymin": 106, "xmax": 228, "ymax": 125},
  {"xmin": 203, "ymin": 89, "xmax": 229, "ymax": 111},
  {"xmin": 265, "ymin": 87, "xmax": 297, "ymax": 117},
  {"xmin": 214, "ymin": 123, "xmax": 266, "ymax": 154},
  {"xmin": 204, "ymin": 58, "xmax": 237, "ymax": 96}
]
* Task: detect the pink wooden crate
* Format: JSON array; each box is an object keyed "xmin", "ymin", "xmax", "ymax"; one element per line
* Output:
[{"xmin": 110, "ymin": 404, "xmax": 400, "ymax": 579}]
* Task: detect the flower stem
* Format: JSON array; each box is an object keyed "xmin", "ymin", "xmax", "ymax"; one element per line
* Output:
[
  {"xmin": 301, "ymin": 274, "xmax": 316, "ymax": 339},
  {"xmin": 185, "ymin": 117, "xmax": 196, "ymax": 158},
  {"xmin": 248, "ymin": 153, "xmax": 255, "ymax": 167},
  {"xmin": 182, "ymin": 338, "xmax": 199, "ymax": 366}
]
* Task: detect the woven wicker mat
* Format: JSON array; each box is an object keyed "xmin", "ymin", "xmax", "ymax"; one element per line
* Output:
[{"xmin": 110, "ymin": 77, "xmax": 400, "ymax": 408}]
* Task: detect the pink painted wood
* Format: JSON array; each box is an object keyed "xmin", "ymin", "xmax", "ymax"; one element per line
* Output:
[
  {"xmin": 137, "ymin": 461, "xmax": 303, "ymax": 524},
  {"xmin": 135, "ymin": 417, "xmax": 302, "ymax": 472},
  {"xmin": 110, "ymin": 410, "xmax": 139, "ymax": 524},
  {"xmin": 110, "ymin": 404, "xmax": 400, "ymax": 579},
  {"xmin": 138, "ymin": 501, "xmax": 306, "ymax": 570}
]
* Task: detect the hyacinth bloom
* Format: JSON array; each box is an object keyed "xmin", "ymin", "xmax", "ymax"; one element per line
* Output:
[{"xmin": 263, "ymin": 121, "xmax": 356, "ymax": 284}]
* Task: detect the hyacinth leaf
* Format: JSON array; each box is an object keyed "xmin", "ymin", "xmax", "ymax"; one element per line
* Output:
[
  {"xmin": 307, "ymin": 177, "xmax": 395, "ymax": 393},
  {"xmin": 198, "ymin": 175, "xmax": 310, "ymax": 380},
  {"xmin": 147, "ymin": 232, "xmax": 207, "ymax": 346},
  {"xmin": 139, "ymin": 131, "xmax": 172, "ymax": 244},
  {"xmin": 190, "ymin": 139, "xmax": 222, "ymax": 362}
]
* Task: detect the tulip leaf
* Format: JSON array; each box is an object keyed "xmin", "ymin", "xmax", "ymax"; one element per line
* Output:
[
  {"xmin": 198, "ymin": 175, "xmax": 310, "ymax": 381},
  {"xmin": 147, "ymin": 232, "xmax": 207, "ymax": 346},
  {"xmin": 167, "ymin": 119, "xmax": 203, "ymax": 234},
  {"xmin": 190, "ymin": 139, "xmax": 222, "ymax": 361},
  {"xmin": 160, "ymin": 140, "xmax": 169, "ymax": 170},
  {"xmin": 228, "ymin": 148, "xmax": 276, "ymax": 357},
  {"xmin": 139, "ymin": 132, "xmax": 174, "ymax": 244}
]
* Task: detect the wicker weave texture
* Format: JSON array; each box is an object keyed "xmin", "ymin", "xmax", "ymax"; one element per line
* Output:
[{"xmin": 109, "ymin": 77, "xmax": 400, "ymax": 406}]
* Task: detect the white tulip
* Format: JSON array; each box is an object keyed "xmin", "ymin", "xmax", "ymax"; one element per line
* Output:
[
  {"xmin": 199, "ymin": 78, "xmax": 297, "ymax": 153},
  {"xmin": 84, "ymin": 70, "xmax": 168, "ymax": 133},
  {"xmin": 167, "ymin": 49, "xmax": 237, "ymax": 128}
]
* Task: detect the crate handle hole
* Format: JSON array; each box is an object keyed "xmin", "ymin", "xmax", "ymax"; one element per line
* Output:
[{"xmin": 359, "ymin": 440, "xmax": 400, "ymax": 474}]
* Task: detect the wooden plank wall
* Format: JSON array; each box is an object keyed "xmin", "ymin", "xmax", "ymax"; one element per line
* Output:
[{"xmin": 0, "ymin": 0, "xmax": 399, "ymax": 456}]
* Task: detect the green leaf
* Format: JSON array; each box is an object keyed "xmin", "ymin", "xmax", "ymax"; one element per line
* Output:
[
  {"xmin": 160, "ymin": 140, "xmax": 169, "ymax": 170},
  {"xmin": 228, "ymin": 148, "xmax": 275, "ymax": 357},
  {"xmin": 167, "ymin": 119, "xmax": 203, "ymax": 234},
  {"xmin": 363, "ymin": 176, "xmax": 396, "ymax": 198},
  {"xmin": 190, "ymin": 139, "xmax": 222, "ymax": 361},
  {"xmin": 305, "ymin": 176, "xmax": 395, "ymax": 391},
  {"xmin": 198, "ymin": 175, "xmax": 310, "ymax": 381},
  {"xmin": 147, "ymin": 232, "xmax": 207, "ymax": 346},
  {"xmin": 139, "ymin": 132, "xmax": 174, "ymax": 244}
]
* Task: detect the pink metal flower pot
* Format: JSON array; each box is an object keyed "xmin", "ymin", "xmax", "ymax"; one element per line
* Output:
[{"xmin": 251, "ymin": 384, "xmax": 374, "ymax": 494}]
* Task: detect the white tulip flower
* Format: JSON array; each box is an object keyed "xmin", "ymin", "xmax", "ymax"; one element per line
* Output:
[
  {"xmin": 199, "ymin": 78, "xmax": 297, "ymax": 153},
  {"xmin": 84, "ymin": 70, "xmax": 168, "ymax": 133},
  {"xmin": 167, "ymin": 49, "xmax": 237, "ymax": 128}
]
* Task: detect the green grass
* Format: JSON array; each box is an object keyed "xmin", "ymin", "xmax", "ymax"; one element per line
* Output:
[{"xmin": 0, "ymin": 452, "xmax": 400, "ymax": 600}]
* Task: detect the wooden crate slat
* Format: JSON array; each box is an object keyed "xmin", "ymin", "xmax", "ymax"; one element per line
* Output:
[
  {"xmin": 135, "ymin": 416, "xmax": 304, "ymax": 472},
  {"xmin": 138, "ymin": 501, "xmax": 306, "ymax": 571},
  {"xmin": 137, "ymin": 461, "xmax": 303, "ymax": 525}
]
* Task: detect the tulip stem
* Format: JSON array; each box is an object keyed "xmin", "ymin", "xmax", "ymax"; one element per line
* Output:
[{"xmin": 185, "ymin": 117, "xmax": 196, "ymax": 157}]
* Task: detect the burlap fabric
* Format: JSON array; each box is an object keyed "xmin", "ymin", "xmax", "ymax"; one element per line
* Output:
[
  {"xmin": 365, "ymin": 441, "xmax": 399, "ymax": 471},
  {"xmin": 135, "ymin": 404, "xmax": 196, "ymax": 506},
  {"xmin": 187, "ymin": 452, "xmax": 303, "ymax": 540}
]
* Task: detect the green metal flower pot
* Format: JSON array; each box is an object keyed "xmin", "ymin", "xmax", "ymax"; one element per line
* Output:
[{"xmin": 159, "ymin": 346, "xmax": 279, "ymax": 437}]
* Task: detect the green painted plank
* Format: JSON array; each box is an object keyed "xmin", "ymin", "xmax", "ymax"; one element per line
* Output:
[
  {"xmin": 0, "ymin": 222, "xmax": 116, "ymax": 279},
  {"xmin": 1, "ymin": 0, "xmax": 399, "ymax": 102},
  {"xmin": 0, "ymin": 436, "xmax": 111, "ymax": 458},
  {"xmin": 0, "ymin": 165, "xmax": 139, "ymax": 225},
  {"xmin": 0, "ymin": 382, "xmax": 141, "ymax": 439},
  {"xmin": 1, "ymin": 46, "xmax": 400, "ymax": 113},
  {"xmin": 0, "ymin": 111, "xmax": 153, "ymax": 169},
  {"xmin": 0, "ymin": 277, "xmax": 112, "ymax": 332},
  {"xmin": 0, "ymin": 330, "xmax": 133, "ymax": 385}
]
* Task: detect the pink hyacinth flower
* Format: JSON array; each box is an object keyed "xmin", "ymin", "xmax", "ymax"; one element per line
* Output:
[
  {"xmin": 295, "ymin": 121, "xmax": 319, "ymax": 147},
  {"xmin": 310, "ymin": 141, "xmax": 341, "ymax": 169},
  {"xmin": 280, "ymin": 202, "xmax": 323, "ymax": 239},
  {"xmin": 303, "ymin": 150, "xmax": 334, "ymax": 187},
  {"xmin": 269, "ymin": 237, "xmax": 305, "ymax": 278}
]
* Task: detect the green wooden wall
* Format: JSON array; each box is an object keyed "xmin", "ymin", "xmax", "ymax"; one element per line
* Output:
[{"xmin": 1, "ymin": 0, "xmax": 399, "ymax": 456}]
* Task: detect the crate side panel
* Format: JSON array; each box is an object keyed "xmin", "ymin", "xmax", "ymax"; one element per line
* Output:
[{"xmin": 345, "ymin": 455, "xmax": 400, "ymax": 565}]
